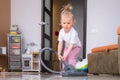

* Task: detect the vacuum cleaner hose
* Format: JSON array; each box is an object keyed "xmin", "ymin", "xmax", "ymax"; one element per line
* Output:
[{"xmin": 40, "ymin": 47, "xmax": 61, "ymax": 74}]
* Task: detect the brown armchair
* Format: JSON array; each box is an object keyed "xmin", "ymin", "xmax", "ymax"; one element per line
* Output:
[{"xmin": 88, "ymin": 26, "xmax": 120, "ymax": 75}]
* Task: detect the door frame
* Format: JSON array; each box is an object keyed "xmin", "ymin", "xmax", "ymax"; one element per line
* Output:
[
  {"xmin": 41, "ymin": 0, "xmax": 53, "ymax": 72},
  {"xmin": 83, "ymin": 0, "xmax": 87, "ymax": 58}
]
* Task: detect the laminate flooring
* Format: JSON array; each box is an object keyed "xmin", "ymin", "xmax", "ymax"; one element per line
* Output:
[{"xmin": 0, "ymin": 72, "xmax": 120, "ymax": 80}]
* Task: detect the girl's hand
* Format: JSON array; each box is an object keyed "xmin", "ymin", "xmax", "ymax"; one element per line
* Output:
[
  {"xmin": 58, "ymin": 55, "xmax": 63, "ymax": 61},
  {"xmin": 63, "ymin": 54, "xmax": 68, "ymax": 60}
]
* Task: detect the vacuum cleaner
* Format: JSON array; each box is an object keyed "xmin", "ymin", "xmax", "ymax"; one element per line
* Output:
[{"xmin": 39, "ymin": 47, "xmax": 87, "ymax": 76}]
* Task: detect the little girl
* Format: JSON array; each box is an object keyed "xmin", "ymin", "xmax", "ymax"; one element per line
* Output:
[{"xmin": 57, "ymin": 4, "xmax": 81, "ymax": 67}]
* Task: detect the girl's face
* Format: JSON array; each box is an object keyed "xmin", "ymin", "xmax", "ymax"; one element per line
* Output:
[{"xmin": 61, "ymin": 15, "xmax": 74, "ymax": 33}]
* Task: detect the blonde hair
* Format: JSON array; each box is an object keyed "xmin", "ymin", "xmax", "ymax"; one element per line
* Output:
[{"xmin": 61, "ymin": 4, "xmax": 75, "ymax": 24}]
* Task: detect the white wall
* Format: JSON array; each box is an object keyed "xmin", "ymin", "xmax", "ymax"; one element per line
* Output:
[
  {"xmin": 11, "ymin": 0, "xmax": 42, "ymax": 51},
  {"xmin": 87, "ymin": 0, "xmax": 120, "ymax": 55}
]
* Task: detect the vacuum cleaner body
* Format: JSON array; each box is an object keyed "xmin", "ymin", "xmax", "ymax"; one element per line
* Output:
[{"xmin": 61, "ymin": 60, "xmax": 87, "ymax": 76}]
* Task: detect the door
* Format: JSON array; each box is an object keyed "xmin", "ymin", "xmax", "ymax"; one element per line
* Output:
[{"xmin": 41, "ymin": 0, "xmax": 52, "ymax": 72}]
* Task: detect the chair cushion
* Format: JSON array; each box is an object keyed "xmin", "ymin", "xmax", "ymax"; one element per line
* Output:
[{"xmin": 91, "ymin": 44, "xmax": 118, "ymax": 53}]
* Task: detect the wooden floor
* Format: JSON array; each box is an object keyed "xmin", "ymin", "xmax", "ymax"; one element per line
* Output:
[{"xmin": 0, "ymin": 72, "xmax": 120, "ymax": 80}]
